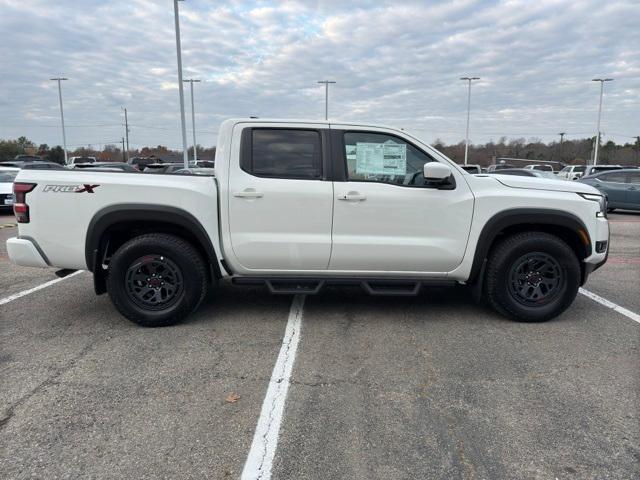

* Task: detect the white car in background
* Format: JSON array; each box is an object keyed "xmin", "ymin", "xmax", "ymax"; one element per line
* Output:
[
  {"xmin": 68, "ymin": 156, "xmax": 97, "ymax": 165},
  {"xmin": 0, "ymin": 166, "xmax": 19, "ymax": 211},
  {"xmin": 557, "ymin": 165, "xmax": 587, "ymax": 180},
  {"xmin": 524, "ymin": 164, "xmax": 554, "ymax": 172}
]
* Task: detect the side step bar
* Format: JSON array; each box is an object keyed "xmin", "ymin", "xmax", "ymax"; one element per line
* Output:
[{"xmin": 232, "ymin": 277, "xmax": 455, "ymax": 296}]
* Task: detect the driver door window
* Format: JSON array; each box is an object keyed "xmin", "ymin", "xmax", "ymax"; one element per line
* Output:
[{"xmin": 343, "ymin": 132, "xmax": 434, "ymax": 187}]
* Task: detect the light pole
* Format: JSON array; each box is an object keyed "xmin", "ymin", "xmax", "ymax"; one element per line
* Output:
[
  {"xmin": 558, "ymin": 132, "xmax": 565, "ymax": 161},
  {"xmin": 592, "ymin": 78, "xmax": 613, "ymax": 166},
  {"xmin": 50, "ymin": 77, "xmax": 69, "ymax": 164},
  {"xmin": 173, "ymin": 0, "xmax": 189, "ymax": 169},
  {"xmin": 122, "ymin": 107, "xmax": 130, "ymax": 162},
  {"xmin": 460, "ymin": 77, "xmax": 480, "ymax": 165},
  {"xmin": 184, "ymin": 79, "xmax": 201, "ymax": 161},
  {"xmin": 317, "ymin": 80, "xmax": 336, "ymax": 120}
]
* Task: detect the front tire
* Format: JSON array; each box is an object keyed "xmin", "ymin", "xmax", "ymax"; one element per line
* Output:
[
  {"xmin": 485, "ymin": 232, "xmax": 580, "ymax": 322},
  {"xmin": 106, "ymin": 233, "xmax": 208, "ymax": 327}
]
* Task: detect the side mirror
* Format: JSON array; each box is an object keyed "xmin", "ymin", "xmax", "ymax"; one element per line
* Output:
[{"xmin": 423, "ymin": 162, "xmax": 453, "ymax": 181}]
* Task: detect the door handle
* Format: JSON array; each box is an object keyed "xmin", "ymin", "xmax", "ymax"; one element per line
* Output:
[
  {"xmin": 233, "ymin": 189, "xmax": 263, "ymax": 198},
  {"xmin": 338, "ymin": 192, "xmax": 367, "ymax": 201}
]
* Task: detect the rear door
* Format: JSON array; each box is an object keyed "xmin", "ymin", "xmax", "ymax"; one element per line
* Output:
[
  {"xmin": 596, "ymin": 172, "xmax": 628, "ymax": 207},
  {"xmin": 624, "ymin": 171, "xmax": 640, "ymax": 208},
  {"xmin": 228, "ymin": 124, "xmax": 333, "ymax": 271},
  {"xmin": 328, "ymin": 127, "xmax": 474, "ymax": 273}
]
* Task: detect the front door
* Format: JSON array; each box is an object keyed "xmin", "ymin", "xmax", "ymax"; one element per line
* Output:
[
  {"xmin": 329, "ymin": 128, "xmax": 474, "ymax": 273},
  {"xmin": 228, "ymin": 126, "xmax": 333, "ymax": 271}
]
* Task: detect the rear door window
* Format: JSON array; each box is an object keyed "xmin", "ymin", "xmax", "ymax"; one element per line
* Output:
[
  {"xmin": 600, "ymin": 172, "xmax": 627, "ymax": 183},
  {"xmin": 244, "ymin": 129, "xmax": 322, "ymax": 180},
  {"xmin": 626, "ymin": 172, "xmax": 640, "ymax": 185}
]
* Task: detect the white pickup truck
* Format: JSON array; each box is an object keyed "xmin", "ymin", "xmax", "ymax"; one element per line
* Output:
[{"xmin": 7, "ymin": 119, "xmax": 609, "ymax": 327}]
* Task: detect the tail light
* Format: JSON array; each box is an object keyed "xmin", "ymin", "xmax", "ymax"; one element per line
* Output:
[{"xmin": 13, "ymin": 182, "xmax": 37, "ymax": 223}]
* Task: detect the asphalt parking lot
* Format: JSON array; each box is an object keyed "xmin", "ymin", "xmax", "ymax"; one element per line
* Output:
[{"xmin": 1, "ymin": 211, "xmax": 638, "ymax": 479}]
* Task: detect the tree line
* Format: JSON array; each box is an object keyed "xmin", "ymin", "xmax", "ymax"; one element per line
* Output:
[
  {"xmin": 1, "ymin": 135, "xmax": 638, "ymax": 166},
  {"xmin": 0, "ymin": 137, "xmax": 216, "ymax": 163},
  {"xmin": 435, "ymin": 136, "xmax": 640, "ymax": 166}
]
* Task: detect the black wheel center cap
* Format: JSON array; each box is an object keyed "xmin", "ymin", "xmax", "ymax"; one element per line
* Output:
[{"xmin": 528, "ymin": 275, "xmax": 542, "ymax": 285}]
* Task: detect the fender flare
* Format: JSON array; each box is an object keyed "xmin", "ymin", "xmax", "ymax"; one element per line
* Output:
[
  {"xmin": 467, "ymin": 208, "xmax": 591, "ymax": 284},
  {"xmin": 85, "ymin": 204, "xmax": 222, "ymax": 277}
]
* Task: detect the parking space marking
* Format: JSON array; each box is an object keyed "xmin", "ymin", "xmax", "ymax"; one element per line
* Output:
[
  {"xmin": 0, "ymin": 270, "xmax": 83, "ymax": 305},
  {"xmin": 579, "ymin": 288, "xmax": 640, "ymax": 324},
  {"xmin": 241, "ymin": 294, "xmax": 306, "ymax": 480}
]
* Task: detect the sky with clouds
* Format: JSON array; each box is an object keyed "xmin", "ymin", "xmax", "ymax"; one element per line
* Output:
[{"xmin": 0, "ymin": 0, "xmax": 638, "ymax": 151}]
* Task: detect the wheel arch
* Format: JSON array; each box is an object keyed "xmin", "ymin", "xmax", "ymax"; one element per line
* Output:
[
  {"xmin": 468, "ymin": 208, "xmax": 592, "ymax": 286},
  {"xmin": 86, "ymin": 204, "xmax": 223, "ymax": 294}
]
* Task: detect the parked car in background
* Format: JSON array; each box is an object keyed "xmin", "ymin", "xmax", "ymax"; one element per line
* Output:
[
  {"xmin": 13, "ymin": 154, "xmax": 44, "ymax": 162},
  {"xmin": 578, "ymin": 169, "xmax": 640, "ymax": 212},
  {"xmin": 583, "ymin": 165, "xmax": 623, "ymax": 177},
  {"xmin": 143, "ymin": 163, "xmax": 194, "ymax": 174},
  {"xmin": 1, "ymin": 161, "xmax": 65, "ymax": 169},
  {"xmin": 458, "ymin": 164, "xmax": 481, "ymax": 174},
  {"xmin": 68, "ymin": 156, "xmax": 97, "ymax": 165},
  {"xmin": 524, "ymin": 164, "xmax": 554, "ymax": 172},
  {"xmin": 557, "ymin": 165, "xmax": 586, "ymax": 180},
  {"xmin": 72, "ymin": 162, "xmax": 138, "ymax": 172},
  {"xmin": 0, "ymin": 166, "xmax": 20, "ymax": 210},
  {"xmin": 486, "ymin": 168, "xmax": 559, "ymax": 179},
  {"xmin": 21, "ymin": 162, "xmax": 67, "ymax": 170},
  {"xmin": 194, "ymin": 159, "xmax": 215, "ymax": 168},
  {"xmin": 173, "ymin": 167, "xmax": 216, "ymax": 175},
  {"xmin": 127, "ymin": 157, "xmax": 157, "ymax": 171},
  {"xmin": 485, "ymin": 164, "xmax": 515, "ymax": 172}
]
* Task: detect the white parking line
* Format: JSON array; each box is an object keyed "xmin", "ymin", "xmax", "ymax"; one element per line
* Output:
[
  {"xmin": 241, "ymin": 294, "xmax": 306, "ymax": 480},
  {"xmin": 579, "ymin": 288, "xmax": 640, "ymax": 324},
  {"xmin": 0, "ymin": 271, "xmax": 83, "ymax": 306}
]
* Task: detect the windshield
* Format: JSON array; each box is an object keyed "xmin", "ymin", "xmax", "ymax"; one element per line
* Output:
[{"xmin": 0, "ymin": 170, "xmax": 18, "ymax": 182}]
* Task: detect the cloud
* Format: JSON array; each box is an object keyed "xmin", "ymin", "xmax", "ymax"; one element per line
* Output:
[{"xmin": 0, "ymin": 0, "xmax": 638, "ymax": 150}]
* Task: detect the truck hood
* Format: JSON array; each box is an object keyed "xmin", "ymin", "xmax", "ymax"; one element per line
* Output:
[{"xmin": 489, "ymin": 175, "xmax": 601, "ymax": 195}]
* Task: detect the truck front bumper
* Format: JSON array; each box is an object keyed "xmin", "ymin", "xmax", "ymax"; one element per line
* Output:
[
  {"xmin": 581, "ymin": 217, "xmax": 610, "ymax": 284},
  {"xmin": 6, "ymin": 237, "xmax": 49, "ymax": 268}
]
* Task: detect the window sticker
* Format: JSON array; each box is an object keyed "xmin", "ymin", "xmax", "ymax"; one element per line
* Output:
[{"xmin": 354, "ymin": 141, "xmax": 407, "ymax": 176}]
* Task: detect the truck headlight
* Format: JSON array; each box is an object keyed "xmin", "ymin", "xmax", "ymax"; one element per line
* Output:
[{"xmin": 578, "ymin": 193, "xmax": 607, "ymax": 218}]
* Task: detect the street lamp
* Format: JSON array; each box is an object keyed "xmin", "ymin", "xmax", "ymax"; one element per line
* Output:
[
  {"xmin": 184, "ymin": 79, "xmax": 201, "ymax": 161},
  {"xmin": 173, "ymin": 0, "xmax": 189, "ymax": 169},
  {"xmin": 460, "ymin": 77, "xmax": 480, "ymax": 166},
  {"xmin": 592, "ymin": 78, "xmax": 613, "ymax": 166},
  {"xmin": 558, "ymin": 132, "xmax": 565, "ymax": 161},
  {"xmin": 317, "ymin": 80, "xmax": 336, "ymax": 120},
  {"xmin": 50, "ymin": 77, "xmax": 69, "ymax": 164},
  {"xmin": 122, "ymin": 107, "xmax": 130, "ymax": 162}
]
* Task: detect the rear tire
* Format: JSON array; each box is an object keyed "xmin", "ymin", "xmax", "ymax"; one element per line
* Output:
[
  {"xmin": 106, "ymin": 233, "xmax": 208, "ymax": 327},
  {"xmin": 485, "ymin": 232, "xmax": 580, "ymax": 322}
]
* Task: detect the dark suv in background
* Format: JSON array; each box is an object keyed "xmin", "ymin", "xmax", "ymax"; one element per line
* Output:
[{"xmin": 128, "ymin": 157, "xmax": 157, "ymax": 171}]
